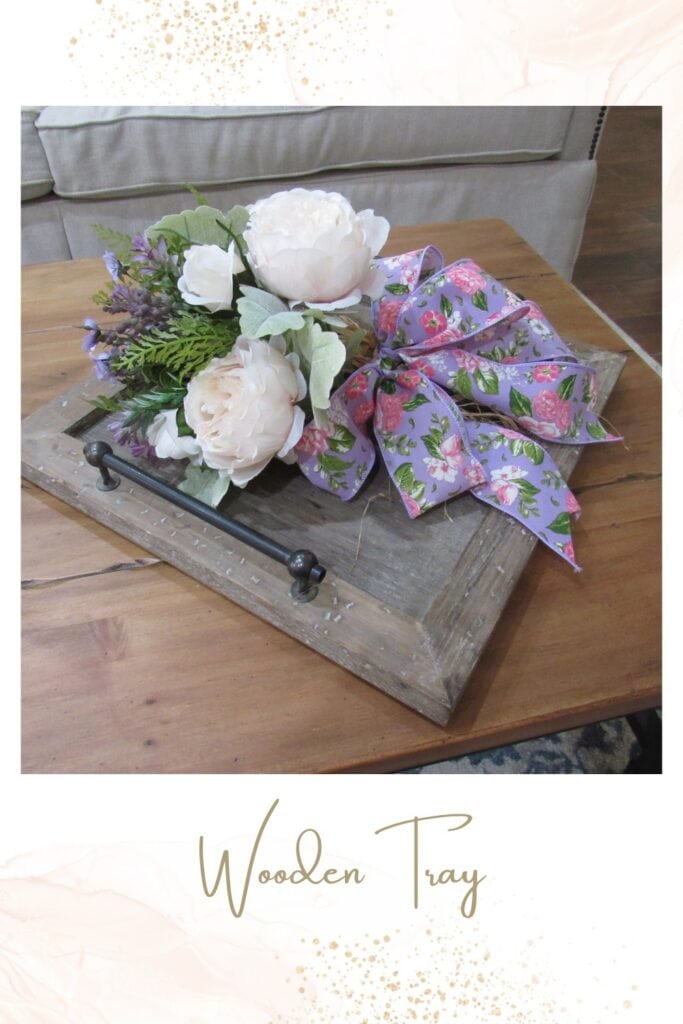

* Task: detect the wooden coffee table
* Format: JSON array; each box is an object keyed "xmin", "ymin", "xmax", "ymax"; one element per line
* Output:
[{"xmin": 21, "ymin": 219, "xmax": 661, "ymax": 773}]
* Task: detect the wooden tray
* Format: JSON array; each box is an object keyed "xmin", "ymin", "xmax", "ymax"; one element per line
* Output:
[{"xmin": 21, "ymin": 341, "xmax": 625, "ymax": 724}]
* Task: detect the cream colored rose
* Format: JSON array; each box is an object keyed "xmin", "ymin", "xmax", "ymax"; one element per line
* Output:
[
  {"xmin": 147, "ymin": 407, "xmax": 203, "ymax": 464},
  {"xmin": 243, "ymin": 188, "xmax": 389, "ymax": 309},
  {"xmin": 178, "ymin": 242, "xmax": 245, "ymax": 313},
  {"xmin": 183, "ymin": 336, "xmax": 306, "ymax": 486}
]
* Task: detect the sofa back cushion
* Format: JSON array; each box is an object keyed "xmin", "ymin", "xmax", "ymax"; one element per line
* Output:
[{"xmin": 36, "ymin": 106, "xmax": 575, "ymax": 199}]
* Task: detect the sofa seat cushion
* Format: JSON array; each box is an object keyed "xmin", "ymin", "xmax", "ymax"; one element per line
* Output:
[
  {"xmin": 36, "ymin": 106, "xmax": 574, "ymax": 199},
  {"xmin": 21, "ymin": 107, "xmax": 53, "ymax": 201}
]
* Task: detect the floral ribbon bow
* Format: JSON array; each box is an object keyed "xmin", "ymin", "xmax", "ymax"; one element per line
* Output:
[{"xmin": 295, "ymin": 247, "xmax": 618, "ymax": 568}]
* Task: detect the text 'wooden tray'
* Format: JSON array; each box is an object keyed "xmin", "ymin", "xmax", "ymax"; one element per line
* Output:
[{"xmin": 21, "ymin": 341, "xmax": 625, "ymax": 725}]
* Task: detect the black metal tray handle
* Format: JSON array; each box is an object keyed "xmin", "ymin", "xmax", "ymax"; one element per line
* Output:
[{"xmin": 84, "ymin": 442, "xmax": 326, "ymax": 602}]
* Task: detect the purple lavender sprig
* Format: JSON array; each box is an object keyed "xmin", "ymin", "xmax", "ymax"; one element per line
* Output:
[
  {"xmin": 127, "ymin": 234, "xmax": 180, "ymax": 288},
  {"xmin": 83, "ymin": 281, "xmax": 175, "ymax": 381},
  {"xmin": 107, "ymin": 416, "xmax": 158, "ymax": 460}
]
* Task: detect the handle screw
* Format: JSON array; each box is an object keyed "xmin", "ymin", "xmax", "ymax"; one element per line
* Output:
[{"xmin": 83, "ymin": 441, "xmax": 119, "ymax": 491}]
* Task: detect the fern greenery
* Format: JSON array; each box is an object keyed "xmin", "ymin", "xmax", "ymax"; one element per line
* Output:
[{"xmin": 111, "ymin": 312, "xmax": 240, "ymax": 382}]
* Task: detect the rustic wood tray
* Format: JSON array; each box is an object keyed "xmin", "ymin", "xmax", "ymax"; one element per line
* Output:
[{"xmin": 21, "ymin": 340, "xmax": 625, "ymax": 725}]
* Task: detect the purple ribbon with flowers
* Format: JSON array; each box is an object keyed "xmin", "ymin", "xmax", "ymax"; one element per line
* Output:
[{"xmin": 295, "ymin": 247, "xmax": 619, "ymax": 569}]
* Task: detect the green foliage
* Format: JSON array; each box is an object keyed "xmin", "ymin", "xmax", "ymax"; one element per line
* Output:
[
  {"xmin": 91, "ymin": 372, "xmax": 187, "ymax": 434},
  {"xmin": 587, "ymin": 419, "xmax": 609, "ymax": 440},
  {"xmin": 237, "ymin": 285, "xmax": 306, "ymax": 338},
  {"xmin": 473, "ymin": 366, "xmax": 499, "ymax": 395},
  {"xmin": 92, "ymin": 224, "xmax": 134, "ymax": 259},
  {"xmin": 178, "ymin": 465, "xmax": 231, "ymax": 507},
  {"xmin": 327, "ymin": 425, "xmax": 356, "ymax": 454},
  {"xmin": 184, "ymin": 184, "xmax": 210, "ymax": 206},
  {"xmin": 558, "ymin": 374, "xmax": 577, "ymax": 400},
  {"xmin": 450, "ymin": 368, "xmax": 473, "ymax": 400},
  {"xmin": 402, "ymin": 392, "xmax": 430, "ymax": 412},
  {"xmin": 548, "ymin": 511, "xmax": 571, "ymax": 534},
  {"xmin": 509, "ymin": 386, "xmax": 532, "ymax": 418},
  {"xmin": 393, "ymin": 462, "xmax": 425, "ymax": 502},
  {"xmin": 111, "ymin": 312, "xmax": 240, "ymax": 382},
  {"xmin": 290, "ymin": 318, "xmax": 346, "ymax": 417}
]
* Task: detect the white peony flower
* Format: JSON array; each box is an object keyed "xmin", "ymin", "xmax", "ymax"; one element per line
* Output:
[
  {"xmin": 243, "ymin": 188, "xmax": 389, "ymax": 310},
  {"xmin": 147, "ymin": 407, "xmax": 203, "ymax": 464},
  {"xmin": 183, "ymin": 336, "xmax": 307, "ymax": 486},
  {"xmin": 178, "ymin": 242, "xmax": 245, "ymax": 313}
]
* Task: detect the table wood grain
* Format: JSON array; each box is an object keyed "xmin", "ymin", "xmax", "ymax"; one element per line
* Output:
[{"xmin": 21, "ymin": 219, "xmax": 661, "ymax": 773}]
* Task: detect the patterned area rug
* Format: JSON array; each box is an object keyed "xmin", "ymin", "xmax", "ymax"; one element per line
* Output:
[{"xmin": 400, "ymin": 716, "xmax": 640, "ymax": 774}]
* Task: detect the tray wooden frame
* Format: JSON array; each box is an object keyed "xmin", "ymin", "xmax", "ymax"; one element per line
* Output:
[{"xmin": 21, "ymin": 343, "xmax": 625, "ymax": 724}]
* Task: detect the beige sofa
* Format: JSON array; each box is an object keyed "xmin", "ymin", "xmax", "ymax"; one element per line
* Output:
[{"xmin": 21, "ymin": 106, "xmax": 605, "ymax": 278}]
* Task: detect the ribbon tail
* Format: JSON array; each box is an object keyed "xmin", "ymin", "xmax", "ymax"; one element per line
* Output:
[{"xmin": 464, "ymin": 420, "xmax": 582, "ymax": 570}]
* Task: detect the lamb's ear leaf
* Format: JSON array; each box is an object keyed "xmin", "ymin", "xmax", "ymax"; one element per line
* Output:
[
  {"xmin": 290, "ymin": 319, "xmax": 346, "ymax": 415},
  {"xmin": 147, "ymin": 206, "xmax": 234, "ymax": 248},
  {"xmin": 178, "ymin": 465, "xmax": 230, "ymax": 507},
  {"xmin": 237, "ymin": 286, "xmax": 306, "ymax": 337}
]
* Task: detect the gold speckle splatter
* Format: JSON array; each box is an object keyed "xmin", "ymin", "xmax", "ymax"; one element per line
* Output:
[
  {"xmin": 263, "ymin": 923, "xmax": 640, "ymax": 1024},
  {"xmin": 62, "ymin": 0, "xmax": 388, "ymax": 100}
]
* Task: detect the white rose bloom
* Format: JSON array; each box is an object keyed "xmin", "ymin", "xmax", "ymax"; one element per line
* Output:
[
  {"xmin": 243, "ymin": 188, "xmax": 390, "ymax": 310},
  {"xmin": 178, "ymin": 242, "xmax": 245, "ymax": 313},
  {"xmin": 183, "ymin": 336, "xmax": 307, "ymax": 486},
  {"xmin": 147, "ymin": 408, "xmax": 203, "ymax": 464}
]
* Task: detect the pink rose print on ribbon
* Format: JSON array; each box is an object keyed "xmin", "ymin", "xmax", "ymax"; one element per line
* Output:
[
  {"xmin": 420, "ymin": 309, "xmax": 448, "ymax": 335},
  {"xmin": 454, "ymin": 350, "xmax": 485, "ymax": 372},
  {"xmin": 446, "ymin": 262, "xmax": 487, "ymax": 294},
  {"xmin": 376, "ymin": 298, "xmax": 403, "ymax": 337},
  {"xmin": 531, "ymin": 389, "xmax": 573, "ymax": 434},
  {"xmin": 554, "ymin": 399, "xmax": 573, "ymax": 434},
  {"xmin": 499, "ymin": 427, "xmax": 524, "ymax": 440},
  {"xmin": 296, "ymin": 425, "xmax": 331, "ymax": 456},
  {"xmin": 484, "ymin": 302, "xmax": 521, "ymax": 327},
  {"xmin": 352, "ymin": 398, "xmax": 375, "ymax": 426},
  {"xmin": 532, "ymin": 363, "xmax": 562, "ymax": 382},
  {"xmin": 517, "ymin": 416, "xmax": 563, "ymax": 440},
  {"xmin": 410, "ymin": 357, "xmax": 435, "ymax": 378},
  {"xmin": 464, "ymin": 460, "xmax": 487, "ymax": 486},
  {"xmin": 563, "ymin": 541, "xmax": 576, "ymax": 563},
  {"xmin": 344, "ymin": 373, "xmax": 370, "ymax": 398},
  {"xmin": 401, "ymin": 492, "xmax": 422, "ymax": 518},
  {"xmin": 489, "ymin": 465, "xmax": 528, "ymax": 505},
  {"xmin": 397, "ymin": 369, "xmax": 422, "ymax": 389},
  {"xmin": 375, "ymin": 392, "xmax": 405, "ymax": 433},
  {"xmin": 565, "ymin": 491, "xmax": 581, "ymax": 514},
  {"xmin": 424, "ymin": 434, "xmax": 465, "ymax": 482},
  {"xmin": 441, "ymin": 434, "xmax": 462, "ymax": 459},
  {"xmin": 524, "ymin": 301, "xmax": 544, "ymax": 320},
  {"xmin": 532, "ymin": 389, "xmax": 561, "ymax": 421},
  {"xmin": 501, "ymin": 356, "xmax": 519, "ymax": 364}
]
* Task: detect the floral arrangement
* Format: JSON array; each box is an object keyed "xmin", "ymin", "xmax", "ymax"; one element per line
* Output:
[{"xmin": 84, "ymin": 187, "xmax": 616, "ymax": 568}]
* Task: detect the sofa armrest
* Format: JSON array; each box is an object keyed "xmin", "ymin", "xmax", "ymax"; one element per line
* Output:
[{"xmin": 559, "ymin": 106, "xmax": 606, "ymax": 160}]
